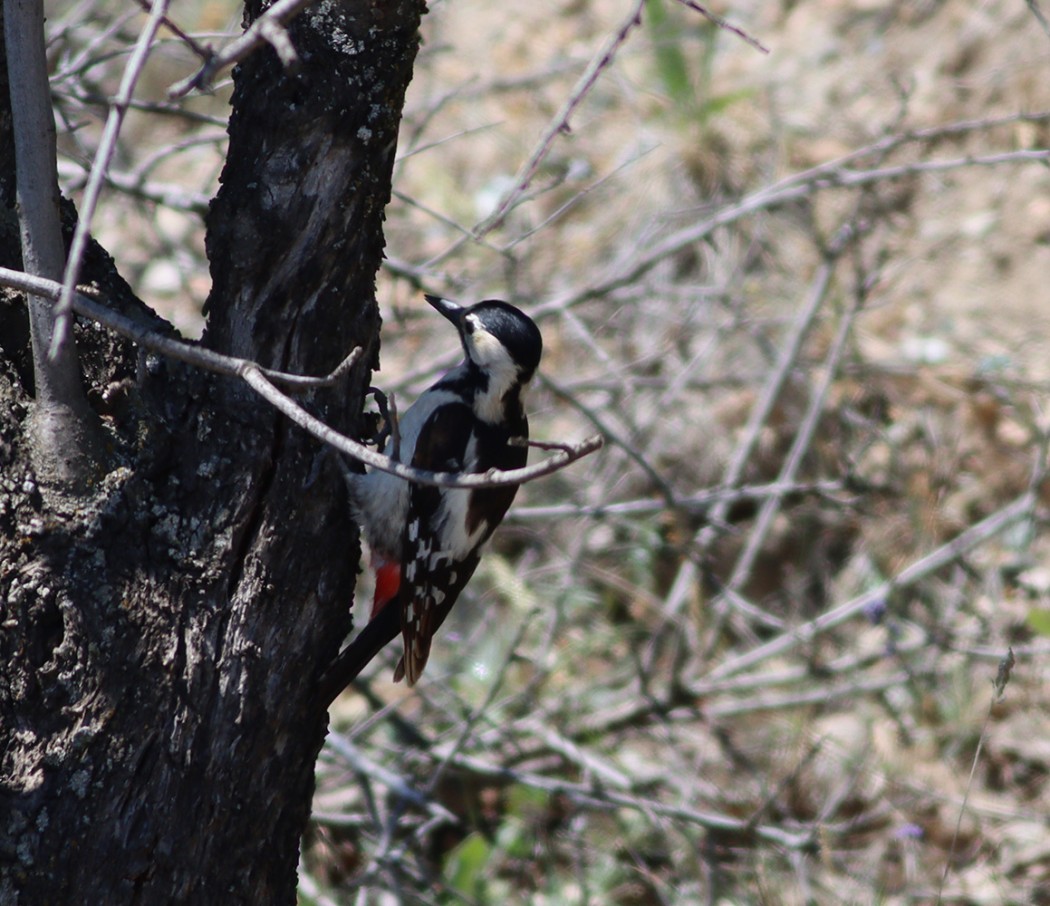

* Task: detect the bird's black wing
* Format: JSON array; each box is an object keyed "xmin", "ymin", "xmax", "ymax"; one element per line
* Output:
[{"xmin": 394, "ymin": 401, "xmax": 479, "ymax": 684}]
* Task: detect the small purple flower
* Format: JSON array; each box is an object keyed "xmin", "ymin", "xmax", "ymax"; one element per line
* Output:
[
  {"xmin": 895, "ymin": 823, "xmax": 924, "ymax": 840},
  {"xmin": 863, "ymin": 597, "xmax": 888, "ymax": 625}
]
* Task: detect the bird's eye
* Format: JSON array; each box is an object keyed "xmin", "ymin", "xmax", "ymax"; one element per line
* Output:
[{"xmin": 464, "ymin": 318, "xmax": 476, "ymax": 334}]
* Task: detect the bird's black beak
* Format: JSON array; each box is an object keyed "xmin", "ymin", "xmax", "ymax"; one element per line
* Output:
[{"xmin": 424, "ymin": 294, "xmax": 464, "ymax": 327}]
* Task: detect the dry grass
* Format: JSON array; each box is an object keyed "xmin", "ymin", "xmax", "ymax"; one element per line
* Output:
[{"xmin": 43, "ymin": 0, "xmax": 1050, "ymax": 903}]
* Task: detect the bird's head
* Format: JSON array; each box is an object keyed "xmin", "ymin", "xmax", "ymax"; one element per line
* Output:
[{"xmin": 425, "ymin": 294, "xmax": 542, "ymax": 386}]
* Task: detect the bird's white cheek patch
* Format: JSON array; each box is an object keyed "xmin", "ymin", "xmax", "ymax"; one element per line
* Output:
[
  {"xmin": 470, "ymin": 328, "xmax": 502, "ymax": 362},
  {"xmin": 469, "ymin": 327, "xmax": 518, "ymax": 376}
]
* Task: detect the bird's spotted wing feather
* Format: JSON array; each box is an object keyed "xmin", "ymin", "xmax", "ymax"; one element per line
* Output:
[
  {"xmin": 394, "ymin": 546, "xmax": 482, "ymax": 684},
  {"xmin": 395, "ymin": 403, "xmax": 477, "ymax": 684},
  {"xmin": 393, "ymin": 403, "xmax": 530, "ymax": 685}
]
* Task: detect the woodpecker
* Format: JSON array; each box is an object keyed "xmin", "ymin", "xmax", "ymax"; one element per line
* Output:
[{"xmin": 342, "ymin": 293, "xmax": 542, "ymax": 687}]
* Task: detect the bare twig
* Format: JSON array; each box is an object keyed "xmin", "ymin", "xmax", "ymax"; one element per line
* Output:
[
  {"xmin": 244, "ymin": 366, "xmax": 603, "ymax": 488},
  {"xmin": 542, "ymin": 372, "xmax": 675, "ymax": 506},
  {"xmin": 705, "ymin": 669, "xmax": 921, "ymax": 718},
  {"xmin": 471, "ymin": 0, "xmax": 767, "ymax": 239},
  {"xmin": 549, "ymin": 145, "xmax": 1050, "ymax": 311},
  {"xmin": 323, "ymin": 731, "xmax": 458, "ymax": 824},
  {"xmin": 657, "ymin": 229, "xmax": 846, "ymax": 623},
  {"xmin": 48, "ymin": 8, "xmax": 141, "ymax": 88},
  {"xmin": 424, "ymin": 601, "xmax": 540, "ymax": 797},
  {"xmin": 4, "ymin": 0, "xmax": 86, "ymax": 405},
  {"xmin": 426, "ymin": 747, "xmax": 815, "ymax": 850},
  {"xmin": 671, "ymin": 0, "xmax": 769, "ymax": 54},
  {"xmin": 0, "ymin": 267, "xmax": 603, "ymax": 490},
  {"xmin": 725, "ymin": 231, "xmax": 864, "ymax": 593},
  {"xmin": 0, "ymin": 267, "xmax": 355, "ymax": 386},
  {"xmin": 168, "ymin": 0, "xmax": 314, "ymax": 97},
  {"xmin": 473, "ymin": 0, "xmax": 647, "ymax": 238},
  {"xmin": 59, "ymin": 89, "xmax": 230, "ymax": 127},
  {"xmin": 131, "ymin": 0, "xmax": 211, "ymax": 59},
  {"xmin": 506, "ymin": 479, "xmax": 850, "ymax": 521},
  {"xmin": 56, "ymin": 159, "xmax": 211, "ymax": 215},
  {"xmin": 936, "ymin": 648, "xmax": 1016, "ymax": 905},
  {"xmin": 256, "ymin": 16, "xmax": 300, "ymax": 69},
  {"xmin": 706, "ymin": 492, "xmax": 1037, "ymax": 680},
  {"xmin": 517, "ymin": 716, "xmax": 633, "ymax": 788},
  {"xmin": 50, "ymin": 0, "xmax": 171, "ymax": 361},
  {"xmin": 1026, "ymin": 0, "xmax": 1050, "ymax": 41}
]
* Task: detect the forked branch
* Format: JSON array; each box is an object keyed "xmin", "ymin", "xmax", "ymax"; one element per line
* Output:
[
  {"xmin": 0, "ymin": 267, "xmax": 603, "ymax": 490},
  {"xmin": 168, "ymin": 0, "xmax": 313, "ymax": 98}
]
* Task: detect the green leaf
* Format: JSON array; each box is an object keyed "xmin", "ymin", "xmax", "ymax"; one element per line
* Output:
[
  {"xmin": 446, "ymin": 833, "xmax": 492, "ymax": 897},
  {"xmin": 646, "ymin": 0, "xmax": 692, "ymax": 107},
  {"xmin": 1027, "ymin": 608, "xmax": 1050, "ymax": 637}
]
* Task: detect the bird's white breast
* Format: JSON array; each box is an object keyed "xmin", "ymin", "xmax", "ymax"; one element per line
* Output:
[{"xmin": 356, "ymin": 386, "xmax": 462, "ymax": 556}]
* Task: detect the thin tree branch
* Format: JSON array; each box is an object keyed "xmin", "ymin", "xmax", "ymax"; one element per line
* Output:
[
  {"xmin": 938, "ymin": 648, "xmax": 1015, "ymax": 904},
  {"xmin": 243, "ymin": 366, "xmax": 603, "ymax": 488},
  {"xmin": 506, "ymin": 479, "xmax": 850, "ymax": 521},
  {"xmin": 1026, "ymin": 0, "xmax": 1050, "ymax": 41},
  {"xmin": 426, "ymin": 747, "xmax": 815, "ymax": 850},
  {"xmin": 671, "ymin": 0, "xmax": 769, "ymax": 53},
  {"xmin": 541, "ymin": 371, "xmax": 675, "ymax": 505},
  {"xmin": 705, "ymin": 491, "xmax": 1038, "ymax": 681},
  {"xmin": 131, "ymin": 0, "xmax": 212, "ymax": 59},
  {"xmin": 323, "ymin": 732, "xmax": 459, "ymax": 824},
  {"xmin": 547, "ymin": 145, "xmax": 1050, "ymax": 312},
  {"xmin": 0, "ymin": 267, "xmax": 603, "ymax": 490},
  {"xmin": 50, "ymin": 0, "xmax": 171, "ymax": 361},
  {"xmin": 168, "ymin": 0, "xmax": 314, "ymax": 98},
  {"xmin": 470, "ymin": 0, "xmax": 766, "ymax": 240},
  {"xmin": 4, "ymin": 0, "xmax": 86, "ymax": 405},
  {"xmin": 656, "ymin": 227, "xmax": 849, "ymax": 623},
  {"xmin": 0, "ymin": 268, "xmax": 356, "ymax": 387},
  {"xmin": 725, "ymin": 239, "xmax": 864, "ymax": 593},
  {"xmin": 56, "ymin": 159, "xmax": 211, "ymax": 214},
  {"xmin": 5, "ymin": 0, "xmax": 104, "ymax": 488},
  {"xmin": 472, "ymin": 0, "xmax": 646, "ymax": 238}
]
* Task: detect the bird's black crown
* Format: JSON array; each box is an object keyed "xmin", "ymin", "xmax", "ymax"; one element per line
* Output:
[{"xmin": 469, "ymin": 300, "xmax": 543, "ymax": 377}]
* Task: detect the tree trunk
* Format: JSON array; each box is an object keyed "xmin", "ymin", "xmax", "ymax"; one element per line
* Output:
[{"xmin": 0, "ymin": 2, "xmax": 423, "ymax": 902}]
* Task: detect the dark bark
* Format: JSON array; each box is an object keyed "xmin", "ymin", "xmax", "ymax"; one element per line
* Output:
[{"xmin": 0, "ymin": 2, "xmax": 423, "ymax": 903}]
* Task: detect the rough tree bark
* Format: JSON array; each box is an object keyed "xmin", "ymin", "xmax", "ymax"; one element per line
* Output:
[{"xmin": 0, "ymin": 1, "xmax": 423, "ymax": 902}]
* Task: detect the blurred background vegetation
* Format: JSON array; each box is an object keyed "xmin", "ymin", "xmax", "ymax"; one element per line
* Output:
[{"xmin": 45, "ymin": 0, "xmax": 1050, "ymax": 902}]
